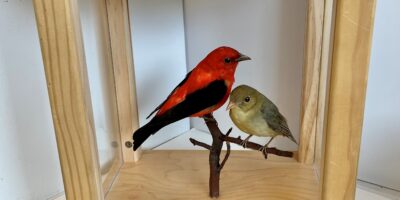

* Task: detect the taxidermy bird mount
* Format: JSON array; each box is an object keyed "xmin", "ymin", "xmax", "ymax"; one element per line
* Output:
[
  {"xmin": 227, "ymin": 85, "xmax": 298, "ymax": 152},
  {"xmin": 131, "ymin": 47, "xmax": 295, "ymax": 198},
  {"xmin": 132, "ymin": 46, "xmax": 250, "ymax": 151}
]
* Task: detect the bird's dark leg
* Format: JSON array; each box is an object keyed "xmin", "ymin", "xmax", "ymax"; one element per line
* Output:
[
  {"xmin": 259, "ymin": 136, "xmax": 276, "ymax": 153},
  {"xmin": 266, "ymin": 136, "xmax": 276, "ymax": 147},
  {"xmin": 240, "ymin": 135, "xmax": 253, "ymax": 149}
]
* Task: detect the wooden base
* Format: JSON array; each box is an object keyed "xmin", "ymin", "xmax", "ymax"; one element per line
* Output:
[{"xmin": 106, "ymin": 150, "xmax": 319, "ymax": 200}]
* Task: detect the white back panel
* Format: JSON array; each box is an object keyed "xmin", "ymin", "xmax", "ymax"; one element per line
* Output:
[
  {"xmin": 358, "ymin": 0, "xmax": 400, "ymax": 191},
  {"xmin": 129, "ymin": 0, "xmax": 190, "ymax": 149}
]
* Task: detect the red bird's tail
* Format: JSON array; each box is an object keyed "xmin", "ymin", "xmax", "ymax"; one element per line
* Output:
[{"xmin": 132, "ymin": 120, "xmax": 165, "ymax": 151}]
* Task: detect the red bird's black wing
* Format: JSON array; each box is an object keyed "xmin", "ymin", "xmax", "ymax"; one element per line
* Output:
[
  {"xmin": 146, "ymin": 70, "xmax": 193, "ymax": 119},
  {"xmin": 133, "ymin": 79, "xmax": 227, "ymax": 150},
  {"xmin": 154, "ymin": 79, "xmax": 227, "ymax": 122}
]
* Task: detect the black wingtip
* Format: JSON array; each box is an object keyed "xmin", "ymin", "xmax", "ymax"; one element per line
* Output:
[
  {"xmin": 132, "ymin": 129, "xmax": 149, "ymax": 151},
  {"xmin": 132, "ymin": 120, "xmax": 164, "ymax": 151},
  {"xmin": 133, "ymin": 142, "xmax": 139, "ymax": 151}
]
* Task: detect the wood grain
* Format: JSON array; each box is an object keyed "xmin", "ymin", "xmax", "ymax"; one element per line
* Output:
[
  {"xmin": 92, "ymin": 0, "xmax": 124, "ymax": 194},
  {"xmin": 298, "ymin": 0, "xmax": 325, "ymax": 164},
  {"xmin": 102, "ymin": 155, "xmax": 122, "ymax": 196},
  {"xmin": 321, "ymin": 0, "xmax": 376, "ymax": 199},
  {"xmin": 106, "ymin": 151, "xmax": 319, "ymax": 200},
  {"xmin": 33, "ymin": 0, "xmax": 103, "ymax": 199},
  {"xmin": 314, "ymin": 0, "xmax": 336, "ymax": 181},
  {"xmin": 105, "ymin": 0, "xmax": 141, "ymax": 162}
]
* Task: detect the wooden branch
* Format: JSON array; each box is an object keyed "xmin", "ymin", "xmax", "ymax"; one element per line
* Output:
[
  {"xmin": 218, "ymin": 140, "xmax": 230, "ymax": 172},
  {"xmin": 190, "ymin": 133, "xmax": 231, "ymax": 172},
  {"xmin": 203, "ymin": 114, "xmax": 225, "ymax": 198},
  {"xmin": 221, "ymin": 135, "xmax": 294, "ymax": 159},
  {"xmin": 189, "ymin": 114, "xmax": 294, "ymax": 198},
  {"xmin": 189, "ymin": 138, "xmax": 211, "ymax": 150}
]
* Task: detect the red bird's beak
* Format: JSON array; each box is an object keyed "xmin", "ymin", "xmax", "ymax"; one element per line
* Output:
[
  {"xmin": 226, "ymin": 101, "xmax": 236, "ymax": 111},
  {"xmin": 235, "ymin": 53, "xmax": 251, "ymax": 62}
]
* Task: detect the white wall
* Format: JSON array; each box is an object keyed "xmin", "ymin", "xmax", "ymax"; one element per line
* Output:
[
  {"xmin": 184, "ymin": 0, "xmax": 306, "ymax": 150},
  {"xmin": 79, "ymin": 0, "xmax": 121, "ymax": 174},
  {"xmin": 0, "ymin": 0, "xmax": 64, "ymax": 199},
  {"xmin": 129, "ymin": 0, "xmax": 190, "ymax": 149},
  {"xmin": 358, "ymin": 0, "xmax": 400, "ymax": 191}
]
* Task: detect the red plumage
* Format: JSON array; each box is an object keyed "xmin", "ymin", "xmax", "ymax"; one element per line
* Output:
[{"xmin": 133, "ymin": 46, "xmax": 250, "ymax": 150}]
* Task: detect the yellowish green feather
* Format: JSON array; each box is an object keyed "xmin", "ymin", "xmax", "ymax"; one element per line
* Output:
[{"xmin": 228, "ymin": 85, "xmax": 297, "ymax": 146}]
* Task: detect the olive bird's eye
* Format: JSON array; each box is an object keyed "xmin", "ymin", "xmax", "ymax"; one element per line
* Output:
[
  {"xmin": 244, "ymin": 96, "xmax": 251, "ymax": 102},
  {"xmin": 224, "ymin": 58, "xmax": 231, "ymax": 64}
]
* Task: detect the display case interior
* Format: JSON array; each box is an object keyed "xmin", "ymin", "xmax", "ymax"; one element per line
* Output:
[{"xmin": 31, "ymin": 0, "xmax": 376, "ymax": 199}]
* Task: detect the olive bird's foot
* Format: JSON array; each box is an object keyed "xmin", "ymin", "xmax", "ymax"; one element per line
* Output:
[
  {"xmin": 239, "ymin": 136, "xmax": 253, "ymax": 149},
  {"xmin": 258, "ymin": 145, "xmax": 269, "ymax": 154},
  {"xmin": 240, "ymin": 140, "xmax": 249, "ymax": 149}
]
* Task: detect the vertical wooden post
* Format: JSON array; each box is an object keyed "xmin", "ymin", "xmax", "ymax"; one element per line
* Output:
[
  {"xmin": 298, "ymin": 0, "xmax": 325, "ymax": 164},
  {"xmin": 106, "ymin": 0, "xmax": 141, "ymax": 162},
  {"xmin": 321, "ymin": 0, "xmax": 376, "ymax": 199},
  {"xmin": 315, "ymin": 0, "xmax": 336, "ymax": 179},
  {"xmin": 33, "ymin": 0, "xmax": 104, "ymax": 199}
]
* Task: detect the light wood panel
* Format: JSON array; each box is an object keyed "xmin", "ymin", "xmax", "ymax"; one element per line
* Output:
[
  {"xmin": 298, "ymin": 0, "xmax": 325, "ymax": 164},
  {"xmin": 33, "ymin": 0, "xmax": 103, "ymax": 199},
  {"xmin": 102, "ymin": 156, "xmax": 123, "ymax": 195},
  {"xmin": 314, "ymin": 0, "xmax": 336, "ymax": 180},
  {"xmin": 105, "ymin": 0, "xmax": 141, "ymax": 162},
  {"xmin": 106, "ymin": 150, "xmax": 319, "ymax": 200},
  {"xmin": 87, "ymin": 0, "xmax": 124, "ymax": 194},
  {"xmin": 321, "ymin": 0, "xmax": 376, "ymax": 199}
]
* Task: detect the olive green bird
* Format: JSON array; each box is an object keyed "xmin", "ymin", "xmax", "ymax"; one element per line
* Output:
[{"xmin": 227, "ymin": 85, "xmax": 297, "ymax": 152}]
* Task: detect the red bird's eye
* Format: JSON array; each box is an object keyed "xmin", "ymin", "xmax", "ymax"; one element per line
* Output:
[{"xmin": 224, "ymin": 57, "xmax": 231, "ymax": 64}]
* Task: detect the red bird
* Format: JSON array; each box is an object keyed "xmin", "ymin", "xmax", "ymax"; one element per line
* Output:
[{"xmin": 133, "ymin": 46, "xmax": 250, "ymax": 150}]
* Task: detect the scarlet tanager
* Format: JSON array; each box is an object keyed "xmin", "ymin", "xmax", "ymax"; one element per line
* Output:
[
  {"xmin": 227, "ymin": 85, "xmax": 297, "ymax": 152},
  {"xmin": 133, "ymin": 46, "xmax": 251, "ymax": 150}
]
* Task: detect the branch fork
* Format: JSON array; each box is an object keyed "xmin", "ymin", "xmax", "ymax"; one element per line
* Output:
[{"xmin": 189, "ymin": 114, "xmax": 294, "ymax": 198}]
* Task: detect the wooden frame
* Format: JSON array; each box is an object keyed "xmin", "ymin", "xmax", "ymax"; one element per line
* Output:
[
  {"xmin": 321, "ymin": 0, "xmax": 376, "ymax": 199},
  {"xmin": 33, "ymin": 0, "xmax": 104, "ymax": 199},
  {"xmin": 298, "ymin": 0, "xmax": 338, "ymax": 166},
  {"xmin": 33, "ymin": 0, "xmax": 376, "ymax": 199},
  {"xmin": 105, "ymin": 0, "xmax": 141, "ymax": 163}
]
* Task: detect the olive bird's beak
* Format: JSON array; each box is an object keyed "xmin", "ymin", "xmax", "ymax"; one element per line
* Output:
[
  {"xmin": 235, "ymin": 53, "xmax": 251, "ymax": 62},
  {"xmin": 226, "ymin": 101, "xmax": 236, "ymax": 111}
]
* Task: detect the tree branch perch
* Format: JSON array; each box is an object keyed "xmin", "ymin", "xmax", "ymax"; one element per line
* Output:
[
  {"xmin": 189, "ymin": 138, "xmax": 211, "ymax": 150},
  {"xmin": 189, "ymin": 114, "xmax": 294, "ymax": 198},
  {"xmin": 221, "ymin": 135, "xmax": 293, "ymax": 159}
]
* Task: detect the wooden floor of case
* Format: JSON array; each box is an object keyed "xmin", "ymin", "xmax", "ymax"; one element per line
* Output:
[{"xmin": 106, "ymin": 150, "xmax": 319, "ymax": 200}]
